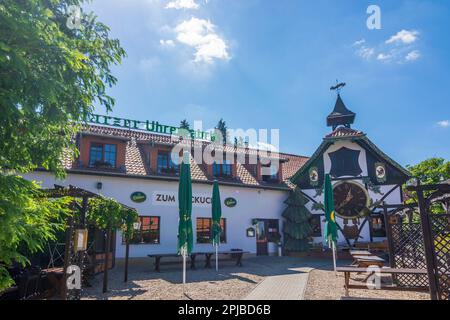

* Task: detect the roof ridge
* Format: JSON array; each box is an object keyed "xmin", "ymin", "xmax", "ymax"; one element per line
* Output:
[{"xmin": 81, "ymin": 123, "xmax": 308, "ymax": 159}]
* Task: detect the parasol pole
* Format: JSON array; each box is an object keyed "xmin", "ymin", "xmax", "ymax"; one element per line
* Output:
[
  {"xmin": 331, "ymin": 239, "xmax": 337, "ymax": 276},
  {"xmin": 182, "ymin": 246, "xmax": 187, "ymax": 285},
  {"xmin": 215, "ymin": 243, "xmax": 219, "ymax": 272}
]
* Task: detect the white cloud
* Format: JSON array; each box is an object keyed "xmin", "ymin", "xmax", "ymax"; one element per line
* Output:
[
  {"xmin": 377, "ymin": 53, "xmax": 392, "ymax": 61},
  {"xmin": 386, "ymin": 30, "xmax": 419, "ymax": 45},
  {"xmin": 353, "ymin": 39, "xmax": 366, "ymax": 46},
  {"xmin": 353, "ymin": 28, "xmax": 421, "ymax": 64},
  {"xmin": 165, "ymin": 0, "xmax": 199, "ymax": 10},
  {"xmin": 405, "ymin": 50, "xmax": 420, "ymax": 61},
  {"xmin": 357, "ymin": 46, "xmax": 375, "ymax": 60},
  {"xmin": 174, "ymin": 17, "xmax": 230, "ymax": 63},
  {"xmin": 160, "ymin": 39, "xmax": 175, "ymax": 47},
  {"xmin": 437, "ymin": 120, "xmax": 450, "ymax": 128}
]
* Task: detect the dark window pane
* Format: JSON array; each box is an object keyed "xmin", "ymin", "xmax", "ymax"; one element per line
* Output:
[
  {"xmin": 157, "ymin": 153, "xmax": 168, "ymax": 173},
  {"xmin": 310, "ymin": 215, "xmax": 322, "ymax": 237},
  {"xmin": 213, "ymin": 162, "xmax": 220, "ymax": 176},
  {"xmin": 196, "ymin": 218, "xmax": 226, "ymax": 244},
  {"xmin": 89, "ymin": 144, "xmax": 103, "ymax": 166},
  {"xmin": 213, "ymin": 161, "xmax": 232, "ymax": 177},
  {"xmin": 371, "ymin": 215, "xmax": 386, "ymax": 237},
  {"xmin": 157, "ymin": 152, "xmax": 179, "ymax": 174},
  {"xmin": 262, "ymin": 164, "xmax": 279, "ymax": 182},
  {"xmin": 126, "ymin": 216, "xmax": 160, "ymax": 244},
  {"xmin": 104, "ymin": 144, "xmax": 116, "ymax": 167}
]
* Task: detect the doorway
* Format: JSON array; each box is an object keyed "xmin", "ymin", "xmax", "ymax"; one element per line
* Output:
[{"xmin": 255, "ymin": 219, "xmax": 279, "ymax": 256}]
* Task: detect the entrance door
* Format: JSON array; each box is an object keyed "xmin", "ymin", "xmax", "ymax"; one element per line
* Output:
[{"xmin": 256, "ymin": 220, "xmax": 268, "ymax": 256}]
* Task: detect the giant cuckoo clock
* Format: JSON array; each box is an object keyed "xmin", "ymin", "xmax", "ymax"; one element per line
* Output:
[
  {"xmin": 289, "ymin": 83, "xmax": 411, "ymax": 246},
  {"xmin": 328, "ymin": 146, "xmax": 370, "ymax": 221},
  {"xmin": 325, "ymin": 87, "xmax": 372, "ymax": 241}
]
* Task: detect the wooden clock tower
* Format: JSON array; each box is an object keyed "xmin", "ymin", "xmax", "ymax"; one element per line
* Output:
[{"xmin": 290, "ymin": 84, "xmax": 411, "ymax": 246}]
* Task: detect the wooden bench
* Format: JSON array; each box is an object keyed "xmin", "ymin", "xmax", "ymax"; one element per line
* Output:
[
  {"xmin": 147, "ymin": 254, "xmax": 194, "ymax": 272},
  {"xmin": 336, "ymin": 267, "xmax": 429, "ymax": 296},
  {"xmin": 354, "ymin": 240, "xmax": 388, "ymax": 252},
  {"xmin": 148, "ymin": 250, "xmax": 249, "ymax": 272},
  {"xmin": 197, "ymin": 250, "xmax": 250, "ymax": 268}
]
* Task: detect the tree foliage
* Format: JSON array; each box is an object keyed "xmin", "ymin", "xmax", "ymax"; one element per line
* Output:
[
  {"xmin": 0, "ymin": 0, "xmax": 126, "ymax": 175},
  {"xmin": 405, "ymin": 158, "xmax": 450, "ymax": 214},
  {"xmin": 0, "ymin": 0, "xmax": 125, "ymax": 291},
  {"xmin": 87, "ymin": 197, "xmax": 138, "ymax": 239},
  {"xmin": 180, "ymin": 119, "xmax": 190, "ymax": 130},
  {"xmin": 406, "ymin": 158, "xmax": 450, "ymax": 185},
  {"xmin": 0, "ymin": 174, "xmax": 71, "ymax": 290},
  {"xmin": 282, "ymin": 189, "xmax": 313, "ymax": 252},
  {"xmin": 215, "ymin": 118, "xmax": 228, "ymax": 145}
]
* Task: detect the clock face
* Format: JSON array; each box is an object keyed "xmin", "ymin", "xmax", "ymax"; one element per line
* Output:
[{"xmin": 333, "ymin": 181, "xmax": 369, "ymax": 219}]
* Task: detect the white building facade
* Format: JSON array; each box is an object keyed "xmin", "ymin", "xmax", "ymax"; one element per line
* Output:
[{"xmin": 25, "ymin": 171, "xmax": 290, "ymax": 258}]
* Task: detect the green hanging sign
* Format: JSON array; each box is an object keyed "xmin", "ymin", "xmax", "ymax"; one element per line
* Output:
[
  {"xmin": 224, "ymin": 197, "xmax": 237, "ymax": 208},
  {"xmin": 83, "ymin": 113, "xmax": 216, "ymax": 142},
  {"xmin": 130, "ymin": 191, "xmax": 147, "ymax": 203}
]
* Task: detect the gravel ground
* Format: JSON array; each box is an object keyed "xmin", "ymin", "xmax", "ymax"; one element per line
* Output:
[
  {"xmin": 82, "ymin": 256, "xmax": 322, "ymax": 300},
  {"xmin": 304, "ymin": 266, "xmax": 430, "ymax": 300},
  {"xmin": 82, "ymin": 256, "xmax": 431, "ymax": 300}
]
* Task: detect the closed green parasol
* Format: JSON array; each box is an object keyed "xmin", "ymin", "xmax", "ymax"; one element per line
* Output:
[
  {"xmin": 324, "ymin": 174, "xmax": 338, "ymax": 273},
  {"xmin": 178, "ymin": 151, "xmax": 193, "ymax": 284},
  {"xmin": 211, "ymin": 180, "xmax": 222, "ymax": 271}
]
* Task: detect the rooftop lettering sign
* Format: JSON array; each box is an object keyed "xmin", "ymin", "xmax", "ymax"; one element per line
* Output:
[{"xmin": 84, "ymin": 113, "xmax": 215, "ymax": 142}]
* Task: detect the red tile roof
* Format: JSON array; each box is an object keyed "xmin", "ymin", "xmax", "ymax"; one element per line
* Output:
[
  {"xmin": 325, "ymin": 127, "xmax": 365, "ymax": 139},
  {"xmin": 64, "ymin": 124, "xmax": 309, "ymax": 190}
]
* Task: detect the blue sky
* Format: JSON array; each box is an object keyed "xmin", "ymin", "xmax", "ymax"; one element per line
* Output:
[{"xmin": 86, "ymin": 0, "xmax": 450, "ymax": 166}]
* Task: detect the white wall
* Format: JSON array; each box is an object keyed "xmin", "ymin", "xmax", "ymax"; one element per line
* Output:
[{"xmin": 24, "ymin": 172, "xmax": 289, "ymax": 258}]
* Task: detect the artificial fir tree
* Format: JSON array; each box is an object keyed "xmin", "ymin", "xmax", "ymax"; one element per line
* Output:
[{"xmin": 282, "ymin": 188, "xmax": 314, "ymax": 252}]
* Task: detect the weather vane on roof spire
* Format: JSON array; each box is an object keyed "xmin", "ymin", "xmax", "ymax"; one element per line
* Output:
[{"xmin": 330, "ymin": 80, "xmax": 346, "ymax": 94}]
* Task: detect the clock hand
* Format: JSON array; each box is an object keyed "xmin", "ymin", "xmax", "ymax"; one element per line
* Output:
[{"xmin": 338, "ymin": 189, "xmax": 353, "ymax": 209}]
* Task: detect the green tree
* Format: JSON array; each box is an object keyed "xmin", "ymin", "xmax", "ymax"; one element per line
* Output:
[
  {"xmin": 282, "ymin": 188, "xmax": 313, "ymax": 252},
  {"xmin": 405, "ymin": 158, "xmax": 450, "ymax": 213},
  {"xmin": 180, "ymin": 119, "xmax": 190, "ymax": 130},
  {"xmin": 0, "ymin": 175, "xmax": 71, "ymax": 290},
  {"xmin": 0, "ymin": 0, "xmax": 125, "ymax": 290},
  {"xmin": 406, "ymin": 158, "xmax": 450, "ymax": 185},
  {"xmin": 215, "ymin": 118, "xmax": 228, "ymax": 145}
]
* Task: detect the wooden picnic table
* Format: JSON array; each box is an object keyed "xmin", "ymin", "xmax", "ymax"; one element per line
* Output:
[
  {"xmin": 148, "ymin": 250, "xmax": 249, "ymax": 272},
  {"xmin": 352, "ymin": 255, "xmax": 385, "ymax": 268},
  {"xmin": 336, "ymin": 267, "xmax": 429, "ymax": 296},
  {"xmin": 198, "ymin": 250, "xmax": 250, "ymax": 268},
  {"xmin": 349, "ymin": 250, "xmax": 372, "ymax": 256}
]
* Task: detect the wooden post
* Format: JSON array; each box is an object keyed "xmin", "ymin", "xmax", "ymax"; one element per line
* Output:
[
  {"xmin": 416, "ymin": 187, "xmax": 439, "ymax": 300},
  {"xmin": 62, "ymin": 216, "xmax": 74, "ymax": 300},
  {"xmin": 124, "ymin": 239, "xmax": 130, "ymax": 282},
  {"xmin": 103, "ymin": 227, "xmax": 112, "ymax": 293},
  {"xmin": 383, "ymin": 206, "xmax": 395, "ymax": 269}
]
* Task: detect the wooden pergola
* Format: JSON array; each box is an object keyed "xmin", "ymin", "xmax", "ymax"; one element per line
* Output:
[
  {"xmin": 405, "ymin": 181, "xmax": 450, "ymax": 300},
  {"xmin": 44, "ymin": 185, "xmax": 137, "ymax": 298}
]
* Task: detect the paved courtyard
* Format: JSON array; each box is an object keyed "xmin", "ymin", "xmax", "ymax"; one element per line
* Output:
[
  {"xmin": 81, "ymin": 256, "xmax": 430, "ymax": 300},
  {"xmin": 82, "ymin": 256, "xmax": 326, "ymax": 300}
]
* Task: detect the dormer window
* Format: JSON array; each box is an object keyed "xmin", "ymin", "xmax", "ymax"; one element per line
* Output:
[
  {"xmin": 261, "ymin": 164, "xmax": 279, "ymax": 183},
  {"xmin": 89, "ymin": 143, "xmax": 117, "ymax": 168},
  {"xmin": 213, "ymin": 160, "xmax": 232, "ymax": 178},
  {"xmin": 157, "ymin": 151, "xmax": 179, "ymax": 174}
]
